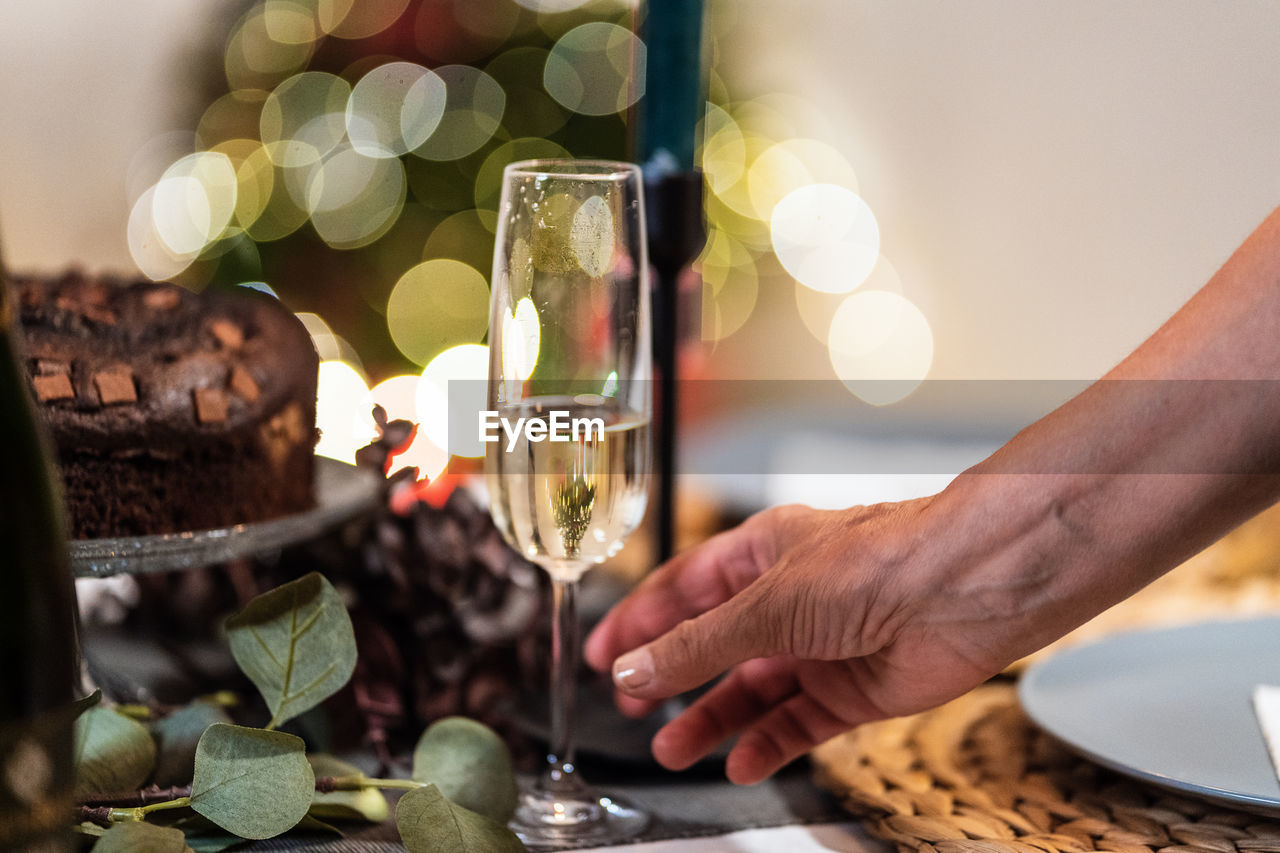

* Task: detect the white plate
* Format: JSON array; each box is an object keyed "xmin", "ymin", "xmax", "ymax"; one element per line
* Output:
[
  {"xmin": 70, "ymin": 457, "xmax": 381, "ymax": 578},
  {"xmin": 1019, "ymin": 616, "xmax": 1280, "ymax": 816}
]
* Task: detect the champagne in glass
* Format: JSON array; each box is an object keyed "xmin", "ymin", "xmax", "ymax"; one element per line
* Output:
[
  {"xmin": 486, "ymin": 159, "xmax": 651, "ymax": 846},
  {"xmin": 488, "ymin": 397, "xmax": 649, "ymax": 573}
]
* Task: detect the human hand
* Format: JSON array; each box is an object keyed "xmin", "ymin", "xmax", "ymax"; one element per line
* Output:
[
  {"xmin": 584, "ymin": 498, "xmax": 1015, "ymax": 785},
  {"xmin": 582, "ymin": 201, "xmax": 1280, "ymax": 786}
]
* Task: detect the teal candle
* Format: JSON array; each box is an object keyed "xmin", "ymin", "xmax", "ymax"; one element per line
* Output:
[{"xmin": 639, "ymin": 0, "xmax": 706, "ymax": 173}]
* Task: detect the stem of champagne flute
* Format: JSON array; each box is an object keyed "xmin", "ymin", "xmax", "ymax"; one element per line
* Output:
[{"xmin": 545, "ymin": 571, "xmax": 584, "ymax": 797}]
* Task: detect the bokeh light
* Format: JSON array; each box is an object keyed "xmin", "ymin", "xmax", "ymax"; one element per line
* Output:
[
  {"xmin": 422, "ymin": 209, "xmax": 495, "ymax": 272},
  {"xmin": 133, "ymin": 0, "xmax": 955, "ymax": 475},
  {"xmin": 697, "ymin": 229, "xmax": 758, "ymax": 342},
  {"xmin": 474, "ymin": 138, "xmax": 571, "ymax": 213},
  {"xmin": 485, "ymin": 47, "xmax": 568, "ymax": 139},
  {"xmin": 315, "ymin": 360, "xmax": 378, "ymax": 463},
  {"xmin": 570, "ymin": 194, "xmax": 615, "ymax": 277},
  {"xmin": 306, "ymin": 143, "xmax": 408, "ymax": 249},
  {"xmin": 700, "ymin": 103, "xmax": 745, "ymax": 197},
  {"xmin": 225, "ymin": 6, "xmax": 316, "ymax": 91},
  {"xmin": 410, "ymin": 65, "xmax": 506, "ymax": 161},
  {"xmin": 513, "ymin": 0, "xmax": 592, "ymax": 12},
  {"xmin": 795, "ymin": 255, "xmax": 902, "ymax": 343},
  {"xmin": 706, "ymin": 133, "xmax": 774, "ymax": 221},
  {"xmin": 544, "ymin": 22, "xmax": 645, "ymax": 116},
  {"xmin": 747, "ymin": 139, "xmax": 858, "ymax": 222},
  {"xmin": 128, "ymin": 185, "xmax": 198, "ymax": 281},
  {"xmin": 453, "ymin": 0, "xmax": 524, "ymax": 47},
  {"xmin": 262, "ymin": 0, "xmax": 318, "ymax": 45},
  {"xmin": 827, "ymin": 291, "xmax": 934, "ymax": 406},
  {"xmin": 208, "ymin": 137, "xmax": 264, "ymax": 174},
  {"xmin": 323, "ymin": 0, "xmax": 412, "ymax": 40},
  {"xmin": 243, "ymin": 161, "xmax": 311, "ymax": 242},
  {"xmin": 149, "ymin": 182, "xmax": 212, "ymax": 259},
  {"xmin": 414, "ymin": 0, "xmax": 523, "ymax": 65},
  {"xmin": 197, "ymin": 90, "xmax": 270, "ymax": 150},
  {"xmin": 297, "ymin": 312, "xmax": 365, "ymax": 369},
  {"xmin": 260, "ymin": 72, "xmax": 351, "ymax": 167},
  {"xmin": 703, "ymin": 188, "xmax": 772, "ymax": 252},
  {"xmin": 346, "ymin": 62, "xmax": 445, "ymax": 158},
  {"xmin": 222, "ymin": 141, "xmax": 276, "ymax": 230},
  {"xmin": 415, "ymin": 343, "xmax": 490, "ymax": 458},
  {"xmin": 313, "ymin": 0, "xmax": 355, "ymax": 34},
  {"xmin": 772, "ymin": 184, "xmax": 880, "ymax": 294},
  {"xmin": 501, "ymin": 296, "xmax": 541, "ymax": 383},
  {"xmin": 386, "ymin": 259, "xmax": 490, "ymax": 365},
  {"xmin": 152, "ymin": 152, "xmax": 239, "ymax": 257},
  {"xmin": 738, "ymin": 93, "xmax": 828, "ymax": 143}
]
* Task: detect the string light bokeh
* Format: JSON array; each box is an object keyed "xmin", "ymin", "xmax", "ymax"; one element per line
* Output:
[{"xmin": 121, "ymin": 0, "xmax": 936, "ymax": 477}]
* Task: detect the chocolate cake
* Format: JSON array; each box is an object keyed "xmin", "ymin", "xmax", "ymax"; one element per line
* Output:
[{"xmin": 15, "ymin": 270, "xmax": 319, "ymax": 538}]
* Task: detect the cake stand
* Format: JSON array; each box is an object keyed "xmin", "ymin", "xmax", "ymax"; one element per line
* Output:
[{"xmin": 70, "ymin": 457, "xmax": 382, "ymax": 578}]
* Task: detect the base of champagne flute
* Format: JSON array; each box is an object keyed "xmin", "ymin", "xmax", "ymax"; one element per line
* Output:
[{"xmin": 510, "ymin": 780, "xmax": 649, "ymax": 848}]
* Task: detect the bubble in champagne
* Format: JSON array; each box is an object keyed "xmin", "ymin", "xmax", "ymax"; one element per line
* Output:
[{"xmin": 827, "ymin": 291, "xmax": 933, "ymax": 406}]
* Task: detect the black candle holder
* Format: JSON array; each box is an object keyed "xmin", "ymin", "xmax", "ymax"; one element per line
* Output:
[{"xmin": 645, "ymin": 169, "xmax": 705, "ymax": 562}]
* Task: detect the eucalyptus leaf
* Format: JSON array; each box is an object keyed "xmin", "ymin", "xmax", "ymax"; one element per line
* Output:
[
  {"xmin": 162, "ymin": 815, "xmax": 245, "ymax": 852},
  {"xmin": 150, "ymin": 702, "xmax": 234, "ymax": 787},
  {"xmin": 307, "ymin": 753, "xmax": 389, "ymax": 823},
  {"xmin": 294, "ymin": 814, "xmax": 344, "ymax": 835},
  {"xmin": 183, "ymin": 836, "xmax": 247, "ymax": 853},
  {"xmin": 74, "ymin": 706, "xmax": 157, "ymax": 796},
  {"xmin": 155, "ymin": 813, "xmax": 222, "ymax": 833},
  {"xmin": 306, "ymin": 752, "xmax": 365, "ymax": 777},
  {"xmin": 412, "ymin": 717, "xmax": 518, "ymax": 823},
  {"xmin": 224, "ymin": 572, "xmax": 356, "ymax": 729},
  {"xmin": 395, "ymin": 784, "xmax": 524, "ymax": 853},
  {"xmin": 190, "ymin": 724, "xmax": 314, "ymax": 839},
  {"xmin": 90, "ymin": 821, "xmax": 193, "ymax": 853}
]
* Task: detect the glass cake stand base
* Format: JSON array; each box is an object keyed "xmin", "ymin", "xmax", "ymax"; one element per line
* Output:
[{"xmin": 70, "ymin": 457, "xmax": 381, "ymax": 578}]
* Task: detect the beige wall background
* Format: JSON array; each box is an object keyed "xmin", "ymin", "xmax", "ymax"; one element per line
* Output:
[
  {"xmin": 712, "ymin": 0, "xmax": 1280, "ymax": 381},
  {"xmin": 0, "ymin": 0, "xmax": 215, "ymax": 274},
  {"xmin": 3, "ymin": 1, "xmax": 1279, "ymax": 384}
]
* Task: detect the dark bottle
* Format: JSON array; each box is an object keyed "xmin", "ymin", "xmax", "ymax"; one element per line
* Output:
[{"xmin": 0, "ymin": 258, "xmax": 78, "ymax": 850}]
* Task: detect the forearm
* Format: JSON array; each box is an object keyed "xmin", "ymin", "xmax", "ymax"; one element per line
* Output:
[
  {"xmin": 920, "ymin": 204, "xmax": 1280, "ymax": 664},
  {"xmin": 586, "ymin": 210, "xmax": 1280, "ymax": 781}
]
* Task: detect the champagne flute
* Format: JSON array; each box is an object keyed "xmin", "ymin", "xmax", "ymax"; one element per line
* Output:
[{"xmin": 486, "ymin": 159, "xmax": 651, "ymax": 846}]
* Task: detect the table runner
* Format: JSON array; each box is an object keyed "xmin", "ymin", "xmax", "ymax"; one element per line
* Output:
[{"xmin": 240, "ymin": 761, "xmax": 855, "ymax": 850}]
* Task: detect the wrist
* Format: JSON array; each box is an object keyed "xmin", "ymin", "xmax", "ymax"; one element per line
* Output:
[{"xmin": 911, "ymin": 471, "xmax": 1109, "ymax": 665}]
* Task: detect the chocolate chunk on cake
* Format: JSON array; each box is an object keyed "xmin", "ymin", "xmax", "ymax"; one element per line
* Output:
[{"xmin": 15, "ymin": 270, "xmax": 319, "ymax": 538}]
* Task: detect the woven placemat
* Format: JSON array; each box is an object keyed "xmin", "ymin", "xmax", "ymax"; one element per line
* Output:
[{"xmin": 812, "ymin": 684, "xmax": 1280, "ymax": 853}]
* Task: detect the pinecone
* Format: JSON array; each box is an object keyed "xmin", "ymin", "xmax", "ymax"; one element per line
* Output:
[
  {"xmin": 97, "ymin": 407, "xmax": 549, "ymax": 769},
  {"xmin": 277, "ymin": 407, "xmax": 549, "ymax": 765}
]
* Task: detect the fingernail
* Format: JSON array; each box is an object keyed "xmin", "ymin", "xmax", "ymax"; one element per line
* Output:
[{"xmin": 613, "ymin": 648, "xmax": 654, "ymax": 690}]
